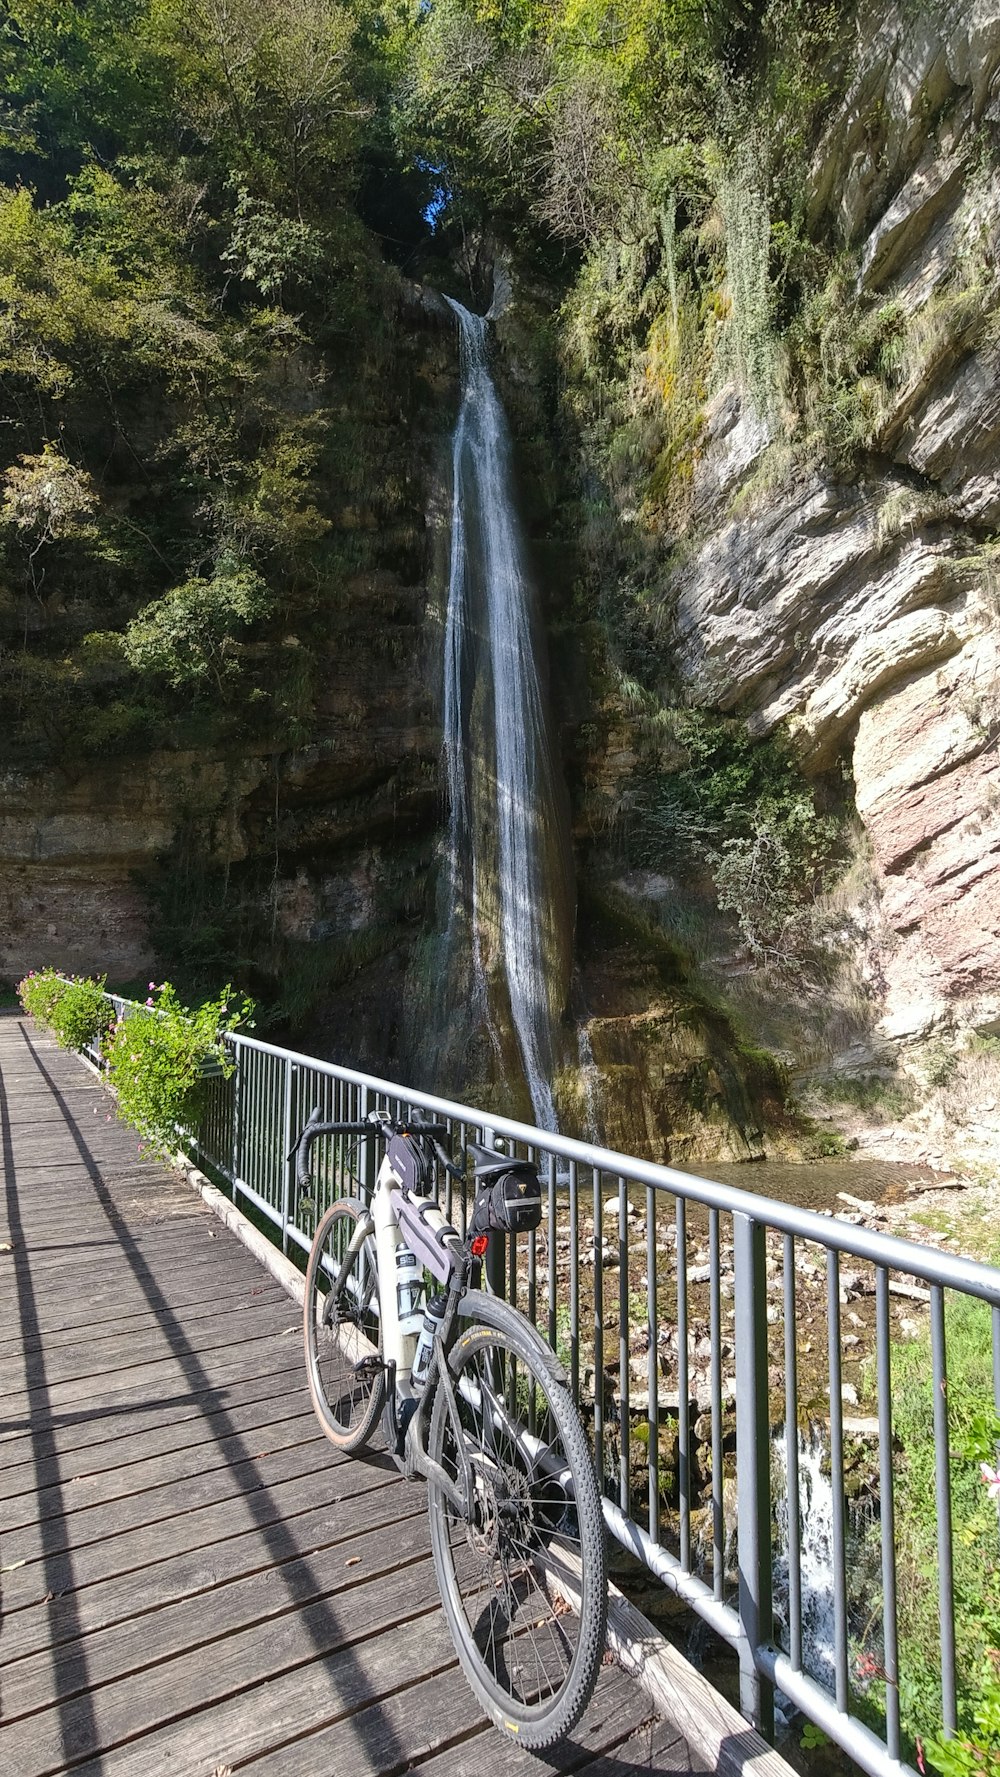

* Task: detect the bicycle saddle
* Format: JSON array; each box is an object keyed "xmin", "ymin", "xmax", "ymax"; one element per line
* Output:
[{"xmin": 466, "ymin": 1141, "xmax": 516, "ymax": 1177}]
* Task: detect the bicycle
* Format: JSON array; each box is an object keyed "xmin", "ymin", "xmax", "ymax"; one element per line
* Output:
[{"xmin": 293, "ymin": 1106, "xmax": 608, "ymax": 1749}]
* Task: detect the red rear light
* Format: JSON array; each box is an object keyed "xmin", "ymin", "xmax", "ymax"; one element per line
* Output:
[{"xmin": 470, "ymin": 1235, "xmax": 489, "ymax": 1257}]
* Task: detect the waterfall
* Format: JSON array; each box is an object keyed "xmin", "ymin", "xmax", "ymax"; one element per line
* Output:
[
  {"xmin": 441, "ymin": 297, "xmax": 571, "ymax": 1130},
  {"xmin": 577, "ymin": 1024, "xmax": 602, "ymax": 1142},
  {"xmin": 773, "ymin": 1428, "xmax": 837, "ymax": 1693}
]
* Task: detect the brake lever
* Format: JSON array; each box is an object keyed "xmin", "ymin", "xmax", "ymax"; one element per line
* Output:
[{"xmin": 285, "ymin": 1106, "xmax": 319, "ymax": 1164}]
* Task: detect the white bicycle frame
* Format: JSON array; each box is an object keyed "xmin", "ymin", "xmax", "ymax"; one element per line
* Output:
[{"xmin": 369, "ymin": 1144, "xmax": 464, "ymax": 1385}]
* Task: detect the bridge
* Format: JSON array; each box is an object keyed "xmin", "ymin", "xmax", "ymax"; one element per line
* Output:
[
  {"xmin": 0, "ymin": 1013, "xmax": 790, "ymax": 1776},
  {"xmin": 5, "ymin": 998, "xmax": 997, "ymax": 1777}
]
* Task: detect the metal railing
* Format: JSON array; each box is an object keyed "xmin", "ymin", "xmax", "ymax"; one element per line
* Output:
[{"xmin": 83, "ymin": 1003, "xmax": 1000, "ymax": 1777}]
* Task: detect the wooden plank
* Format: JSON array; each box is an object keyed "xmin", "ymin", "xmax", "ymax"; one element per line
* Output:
[
  {"xmin": 0, "ymin": 1277, "xmax": 286, "ymax": 1358},
  {"xmin": 0, "ymin": 1248, "xmax": 284, "ymax": 1318},
  {"xmin": 0, "ymin": 1465, "xmax": 404, "ymax": 1661},
  {"xmin": 245, "ymin": 1653, "xmax": 677, "ymax": 1777},
  {"xmin": 2, "ymin": 1557, "xmax": 452, "ymax": 1777},
  {"xmin": 8, "ymin": 1216, "xmax": 212, "ymax": 1241},
  {"xmin": 0, "ymin": 1353, "xmax": 308, "ymax": 1458},
  {"xmin": 0, "ymin": 1293, "xmax": 291, "ymax": 1371},
  {"xmin": 603, "ymin": 1585, "xmax": 794, "ymax": 1777},
  {"xmin": 0, "ymin": 1369, "xmax": 308, "ymax": 1493},
  {"xmin": 240, "ymin": 1657, "xmax": 485, "ymax": 1777},
  {"xmin": 0, "ymin": 1318, "xmax": 303, "ymax": 1420},
  {"xmin": 0, "ymin": 1401, "xmax": 322, "ymax": 1532},
  {"xmin": 0, "ymin": 1434, "xmax": 348, "ymax": 1574},
  {"xmin": 0, "ymin": 1363, "xmax": 305, "ymax": 1472},
  {"xmin": 4, "ymin": 1505, "xmax": 432, "ymax": 1723},
  {"xmin": 4, "ymin": 1224, "xmax": 241, "ymax": 1269},
  {"xmin": 0, "ymin": 1298, "xmax": 297, "ymax": 1397},
  {"xmin": 572, "ymin": 1714, "xmax": 699, "ymax": 1775}
]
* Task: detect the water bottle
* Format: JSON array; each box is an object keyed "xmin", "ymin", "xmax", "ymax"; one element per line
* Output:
[
  {"xmin": 395, "ymin": 1247, "xmax": 424, "ymax": 1337},
  {"xmin": 411, "ymin": 1294, "xmax": 447, "ymax": 1386}
]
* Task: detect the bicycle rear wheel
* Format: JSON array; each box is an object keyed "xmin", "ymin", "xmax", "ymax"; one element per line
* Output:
[
  {"xmin": 303, "ymin": 1196, "xmax": 384, "ymax": 1452},
  {"xmin": 426, "ymin": 1292, "xmax": 607, "ymax": 1748}
]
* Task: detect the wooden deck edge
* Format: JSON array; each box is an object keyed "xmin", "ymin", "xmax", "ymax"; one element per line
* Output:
[
  {"xmin": 604, "ymin": 1583, "xmax": 795, "ymax": 1777},
  {"xmin": 176, "ymin": 1158, "xmax": 306, "ymax": 1309}
]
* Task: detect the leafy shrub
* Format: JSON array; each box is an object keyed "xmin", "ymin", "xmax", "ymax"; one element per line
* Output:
[
  {"xmin": 858, "ymin": 1289, "xmax": 1000, "ymax": 1766},
  {"xmin": 50, "ymin": 976, "xmax": 114, "ymax": 1050},
  {"xmin": 122, "ymin": 563, "xmax": 271, "ymax": 692},
  {"xmin": 925, "ymin": 1678, "xmax": 1000, "ymax": 1777},
  {"xmin": 19, "ymin": 968, "xmax": 114, "ymax": 1049},
  {"xmin": 18, "ymin": 966, "xmax": 70, "ymax": 1026},
  {"xmin": 104, "ymin": 982, "xmax": 253, "ymax": 1159},
  {"xmin": 633, "ymin": 713, "xmax": 844, "ymax": 965}
]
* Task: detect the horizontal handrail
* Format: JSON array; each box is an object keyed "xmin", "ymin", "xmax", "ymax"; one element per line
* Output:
[{"xmin": 227, "ymin": 1030, "xmax": 1000, "ymax": 1303}]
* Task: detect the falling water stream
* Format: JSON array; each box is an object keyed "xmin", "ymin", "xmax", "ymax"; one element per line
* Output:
[
  {"xmin": 442, "ymin": 297, "xmax": 571, "ymax": 1130},
  {"xmin": 774, "ymin": 1429, "xmax": 838, "ymax": 1698}
]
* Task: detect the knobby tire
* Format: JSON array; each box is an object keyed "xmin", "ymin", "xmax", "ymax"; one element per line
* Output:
[
  {"xmin": 426, "ymin": 1291, "xmax": 608, "ymax": 1748},
  {"xmin": 303, "ymin": 1196, "xmax": 385, "ymax": 1452}
]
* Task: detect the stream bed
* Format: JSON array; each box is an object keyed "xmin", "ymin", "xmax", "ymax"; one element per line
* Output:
[{"xmin": 674, "ymin": 1154, "xmax": 947, "ymax": 1215}]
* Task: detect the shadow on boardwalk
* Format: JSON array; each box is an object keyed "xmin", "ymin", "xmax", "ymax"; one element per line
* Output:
[{"xmin": 0, "ymin": 1019, "xmax": 700, "ymax": 1776}]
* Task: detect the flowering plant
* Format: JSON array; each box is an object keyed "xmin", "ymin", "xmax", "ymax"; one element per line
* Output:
[
  {"xmin": 18, "ymin": 968, "xmax": 113, "ymax": 1050},
  {"xmin": 104, "ymin": 982, "xmax": 253, "ymax": 1160},
  {"xmin": 18, "ymin": 967, "xmax": 69, "ymax": 1026}
]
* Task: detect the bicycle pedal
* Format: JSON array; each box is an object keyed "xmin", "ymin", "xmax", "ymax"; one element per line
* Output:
[{"xmin": 351, "ymin": 1355, "xmax": 384, "ymax": 1380}]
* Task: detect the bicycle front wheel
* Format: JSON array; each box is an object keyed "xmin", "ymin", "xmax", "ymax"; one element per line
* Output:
[
  {"xmin": 303, "ymin": 1196, "xmax": 384, "ymax": 1453},
  {"xmin": 426, "ymin": 1293, "xmax": 608, "ymax": 1748}
]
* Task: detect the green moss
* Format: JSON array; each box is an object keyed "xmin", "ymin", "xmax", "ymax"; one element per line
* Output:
[{"xmin": 814, "ymin": 1075, "xmax": 918, "ymax": 1120}]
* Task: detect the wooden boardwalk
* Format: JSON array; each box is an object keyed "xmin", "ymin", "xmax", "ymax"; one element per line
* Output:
[{"xmin": 0, "ymin": 1016, "xmax": 704, "ymax": 1777}]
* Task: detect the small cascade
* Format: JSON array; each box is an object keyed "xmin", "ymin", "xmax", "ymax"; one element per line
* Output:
[
  {"xmin": 773, "ymin": 1427, "xmax": 837, "ymax": 1692},
  {"xmin": 441, "ymin": 297, "xmax": 571, "ymax": 1130}
]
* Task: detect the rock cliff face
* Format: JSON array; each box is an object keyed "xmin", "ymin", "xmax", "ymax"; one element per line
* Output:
[
  {"xmin": 672, "ymin": 0, "xmax": 1000, "ymax": 1046},
  {"xmin": 0, "ymin": 751, "xmax": 262, "ymax": 981}
]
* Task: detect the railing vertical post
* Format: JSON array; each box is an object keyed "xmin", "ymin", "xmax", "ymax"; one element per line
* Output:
[
  {"xmin": 280, "ymin": 1058, "xmax": 295, "ymax": 1254},
  {"xmin": 231, "ymin": 1036, "xmax": 244, "ymax": 1192},
  {"xmin": 733, "ymin": 1210, "xmax": 774, "ymax": 1740}
]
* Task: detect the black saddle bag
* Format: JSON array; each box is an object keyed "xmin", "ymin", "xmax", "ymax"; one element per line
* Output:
[{"xmin": 469, "ymin": 1161, "xmax": 543, "ymax": 1237}]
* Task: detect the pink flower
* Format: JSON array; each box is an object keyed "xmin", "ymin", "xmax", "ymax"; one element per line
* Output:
[
  {"xmin": 148, "ymin": 982, "xmax": 155, "ymax": 991},
  {"xmin": 980, "ymin": 1462, "xmax": 1000, "ymax": 1498},
  {"xmin": 146, "ymin": 997, "xmax": 154, "ymax": 1008}
]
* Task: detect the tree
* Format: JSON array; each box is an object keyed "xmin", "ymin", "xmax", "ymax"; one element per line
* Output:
[{"xmin": 122, "ymin": 562, "xmax": 272, "ymax": 691}]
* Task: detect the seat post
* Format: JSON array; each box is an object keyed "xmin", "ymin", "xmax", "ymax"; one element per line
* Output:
[{"xmin": 480, "ymin": 1125, "xmax": 506, "ymax": 1301}]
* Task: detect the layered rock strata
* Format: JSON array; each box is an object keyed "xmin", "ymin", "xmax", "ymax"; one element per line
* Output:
[{"xmin": 674, "ymin": 0, "xmax": 1000, "ymax": 1042}]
